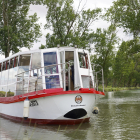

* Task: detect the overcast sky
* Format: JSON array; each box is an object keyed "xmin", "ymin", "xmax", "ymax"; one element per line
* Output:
[{"xmin": 0, "ymin": 0, "xmax": 132, "ymax": 60}]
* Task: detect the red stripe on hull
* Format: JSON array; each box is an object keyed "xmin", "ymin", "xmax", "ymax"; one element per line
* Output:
[
  {"xmin": 0, "ymin": 88, "xmax": 104, "ymax": 104},
  {"xmin": 0, "ymin": 113, "xmax": 90, "ymax": 125}
]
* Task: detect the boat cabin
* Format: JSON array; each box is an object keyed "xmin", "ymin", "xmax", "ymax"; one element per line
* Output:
[{"xmin": 0, "ymin": 47, "xmax": 94, "ymax": 97}]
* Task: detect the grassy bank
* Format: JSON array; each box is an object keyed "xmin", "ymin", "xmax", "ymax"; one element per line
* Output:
[
  {"xmin": 0, "ymin": 91, "xmax": 14, "ymax": 97},
  {"xmin": 98, "ymin": 86, "xmax": 140, "ymax": 92}
]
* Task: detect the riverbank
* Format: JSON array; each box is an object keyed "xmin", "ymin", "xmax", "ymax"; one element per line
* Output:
[{"xmin": 98, "ymin": 86, "xmax": 140, "ymax": 92}]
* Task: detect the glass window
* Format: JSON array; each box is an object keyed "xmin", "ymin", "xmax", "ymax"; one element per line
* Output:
[
  {"xmin": 30, "ymin": 52, "xmax": 42, "ymax": 77},
  {"xmin": 45, "ymin": 75, "xmax": 60, "ymax": 89},
  {"xmin": 44, "ymin": 52, "xmax": 58, "ymax": 74},
  {"xmin": 18, "ymin": 54, "xmax": 31, "ymax": 76},
  {"xmin": 10, "ymin": 59, "xmax": 14, "ymax": 69},
  {"xmin": 16, "ymin": 54, "xmax": 31, "ymax": 95},
  {"xmin": 14, "ymin": 57, "xmax": 18, "ymax": 67},
  {"xmin": 2, "ymin": 62, "xmax": 5, "ymax": 71},
  {"xmin": 43, "ymin": 52, "xmax": 60, "ymax": 89},
  {"xmin": 31, "ymin": 52, "xmax": 41, "ymax": 69},
  {"xmin": 8, "ymin": 57, "xmax": 18, "ymax": 96},
  {"xmin": 29, "ymin": 52, "xmax": 43, "ymax": 92},
  {"xmin": 82, "ymin": 76, "xmax": 93, "ymax": 88},
  {"xmin": 78, "ymin": 52, "xmax": 88, "ymax": 68},
  {"xmin": 6, "ymin": 61, "xmax": 8, "ymax": 70},
  {"xmin": 7, "ymin": 61, "xmax": 10, "ymax": 69}
]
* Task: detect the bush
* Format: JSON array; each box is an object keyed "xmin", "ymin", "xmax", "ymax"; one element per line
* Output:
[{"xmin": 0, "ymin": 91, "xmax": 6, "ymax": 97}]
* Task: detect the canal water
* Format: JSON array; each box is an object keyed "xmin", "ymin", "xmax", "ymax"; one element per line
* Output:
[{"xmin": 0, "ymin": 89, "xmax": 140, "ymax": 140}]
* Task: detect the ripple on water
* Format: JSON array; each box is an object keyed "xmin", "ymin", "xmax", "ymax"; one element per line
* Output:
[{"xmin": 0, "ymin": 90, "xmax": 140, "ymax": 140}]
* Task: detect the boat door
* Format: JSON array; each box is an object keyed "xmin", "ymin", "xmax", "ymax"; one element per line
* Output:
[
  {"xmin": 59, "ymin": 51, "xmax": 65, "ymax": 90},
  {"xmin": 59, "ymin": 50, "xmax": 75, "ymax": 91},
  {"xmin": 77, "ymin": 50, "xmax": 94, "ymax": 89}
]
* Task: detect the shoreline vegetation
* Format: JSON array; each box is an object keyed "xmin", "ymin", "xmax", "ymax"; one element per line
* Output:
[
  {"xmin": 98, "ymin": 86, "xmax": 140, "ymax": 92},
  {"xmin": 1, "ymin": 87, "xmax": 140, "ymax": 97}
]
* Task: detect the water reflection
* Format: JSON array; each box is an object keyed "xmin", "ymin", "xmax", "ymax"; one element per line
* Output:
[
  {"xmin": 0, "ymin": 117, "xmax": 91, "ymax": 140},
  {"xmin": 1, "ymin": 90, "xmax": 140, "ymax": 140},
  {"xmin": 91, "ymin": 89, "xmax": 140, "ymax": 140}
]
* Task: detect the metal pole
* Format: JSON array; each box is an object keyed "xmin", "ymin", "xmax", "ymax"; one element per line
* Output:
[
  {"xmin": 68, "ymin": 62, "xmax": 71, "ymax": 90},
  {"xmin": 102, "ymin": 69, "xmax": 104, "ymax": 92},
  {"xmin": 93, "ymin": 65, "xmax": 95, "ymax": 89},
  {"xmin": 63, "ymin": 64, "xmax": 65, "ymax": 91},
  {"xmin": 88, "ymin": 61, "xmax": 90, "ymax": 90},
  {"xmin": 22, "ymin": 73, "xmax": 24, "ymax": 95},
  {"xmin": 96, "ymin": 72, "xmax": 98, "ymax": 91},
  {"xmin": 35, "ymin": 69, "xmax": 39, "ymax": 93}
]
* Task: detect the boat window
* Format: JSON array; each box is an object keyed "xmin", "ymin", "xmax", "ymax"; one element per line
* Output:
[
  {"xmin": 0, "ymin": 64, "xmax": 2, "ymax": 93},
  {"xmin": 45, "ymin": 75, "xmax": 60, "ymax": 89},
  {"xmin": 44, "ymin": 52, "xmax": 60, "ymax": 89},
  {"xmin": 16, "ymin": 54, "xmax": 31, "ymax": 95},
  {"xmin": 43, "ymin": 52, "xmax": 58, "ymax": 74},
  {"xmin": 2, "ymin": 62, "xmax": 5, "ymax": 71},
  {"xmin": 29, "ymin": 52, "xmax": 42, "ymax": 92},
  {"xmin": 7, "ymin": 61, "xmax": 10, "ymax": 70},
  {"xmin": 6, "ymin": 61, "xmax": 8, "ymax": 70},
  {"xmin": 18, "ymin": 54, "xmax": 31, "ymax": 75},
  {"xmin": 0, "ymin": 64, "xmax": 1, "ymax": 86},
  {"xmin": 8, "ymin": 57, "xmax": 18, "ymax": 96},
  {"xmin": 81, "ymin": 76, "xmax": 93, "ymax": 88},
  {"xmin": 31, "ymin": 52, "xmax": 41, "ymax": 69},
  {"xmin": 10, "ymin": 59, "xmax": 14, "ymax": 69},
  {"xmin": 78, "ymin": 52, "xmax": 88, "ymax": 68},
  {"xmin": 30, "ymin": 52, "xmax": 42, "ymax": 77},
  {"xmin": 65, "ymin": 51, "xmax": 74, "ymax": 90},
  {"xmin": 14, "ymin": 57, "xmax": 18, "ymax": 67}
]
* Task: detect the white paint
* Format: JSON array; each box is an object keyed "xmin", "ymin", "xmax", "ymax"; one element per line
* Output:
[
  {"xmin": 0, "ymin": 93, "xmax": 96, "ymax": 120},
  {"xmin": 23, "ymin": 98, "xmax": 30, "ymax": 118}
]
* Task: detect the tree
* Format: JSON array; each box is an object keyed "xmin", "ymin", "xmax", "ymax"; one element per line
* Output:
[
  {"xmin": 42, "ymin": 0, "xmax": 101, "ymax": 50},
  {"xmin": 104, "ymin": 0, "xmax": 140, "ymax": 87},
  {"xmin": 113, "ymin": 41, "xmax": 134, "ymax": 87},
  {"xmin": 90, "ymin": 25, "xmax": 119, "ymax": 86},
  {"xmin": 105, "ymin": 0, "xmax": 140, "ymax": 38},
  {"xmin": 0, "ymin": 0, "xmax": 42, "ymax": 58},
  {"xmin": 112, "ymin": 40, "xmax": 140, "ymax": 87}
]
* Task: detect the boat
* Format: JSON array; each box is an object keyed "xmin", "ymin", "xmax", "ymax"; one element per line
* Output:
[{"xmin": 0, "ymin": 47, "xmax": 105, "ymax": 125}]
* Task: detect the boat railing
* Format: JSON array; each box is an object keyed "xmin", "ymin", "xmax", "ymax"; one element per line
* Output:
[
  {"xmin": 15, "ymin": 62, "xmax": 73, "ymax": 96},
  {"xmin": 2, "ymin": 61, "xmax": 104, "ymax": 97},
  {"xmin": 92, "ymin": 64, "xmax": 104, "ymax": 92}
]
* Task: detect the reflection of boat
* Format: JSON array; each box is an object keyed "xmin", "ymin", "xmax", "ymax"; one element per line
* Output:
[
  {"xmin": 0, "ymin": 117, "xmax": 91, "ymax": 140},
  {"xmin": 0, "ymin": 47, "xmax": 104, "ymax": 125}
]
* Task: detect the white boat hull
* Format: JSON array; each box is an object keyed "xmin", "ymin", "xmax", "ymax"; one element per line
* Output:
[{"xmin": 0, "ymin": 93, "xmax": 96, "ymax": 125}]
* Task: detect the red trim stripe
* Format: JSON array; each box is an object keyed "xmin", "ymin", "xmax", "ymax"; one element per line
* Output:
[
  {"xmin": 0, "ymin": 113, "xmax": 90, "ymax": 125},
  {"xmin": 0, "ymin": 88, "xmax": 105, "ymax": 104}
]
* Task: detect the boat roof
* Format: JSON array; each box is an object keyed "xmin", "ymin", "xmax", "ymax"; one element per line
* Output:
[{"xmin": 0, "ymin": 47, "xmax": 89, "ymax": 63}]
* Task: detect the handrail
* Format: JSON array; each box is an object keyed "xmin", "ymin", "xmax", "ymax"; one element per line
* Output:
[
  {"xmin": 0, "ymin": 61, "xmax": 103, "ymax": 97},
  {"xmin": 15, "ymin": 62, "xmax": 68, "ymax": 77},
  {"xmin": 91, "ymin": 63, "xmax": 104, "ymax": 92},
  {"xmin": 14, "ymin": 62, "xmax": 73, "ymax": 94}
]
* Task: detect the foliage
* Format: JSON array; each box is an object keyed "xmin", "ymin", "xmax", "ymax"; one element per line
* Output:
[
  {"xmin": 113, "ymin": 39, "xmax": 140, "ymax": 87},
  {"xmin": 105, "ymin": 0, "xmax": 140, "ymax": 38},
  {"xmin": 0, "ymin": 91, "xmax": 6, "ymax": 97},
  {"xmin": 42, "ymin": 0, "xmax": 101, "ymax": 50},
  {"xmin": 7, "ymin": 90, "xmax": 14, "ymax": 97},
  {"xmin": 0, "ymin": 0, "xmax": 42, "ymax": 58},
  {"xmin": 101, "ymin": 0, "xmax": 140, "ymax": 87},
  {"xmin": 90, "ymin": 24, "xmax": 119, "ymax": 86}
]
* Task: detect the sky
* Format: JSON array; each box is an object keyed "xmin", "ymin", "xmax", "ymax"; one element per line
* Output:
[{"xmin": 0, "ymin": 0, "xmax": 132, "ymax": 60}]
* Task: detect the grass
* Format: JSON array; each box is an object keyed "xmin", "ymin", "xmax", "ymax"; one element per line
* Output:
[
  {"xmin": 0, "ymin": 91, "xmax": 14, "ymax": 97},
  {"xmin": 98, "ymin": 86, "xmax": 140, "ymax": 92}
]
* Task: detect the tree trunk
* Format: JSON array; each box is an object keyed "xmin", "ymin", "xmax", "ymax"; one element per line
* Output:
[{"xmin": 3, "ymin": 0, "xmax": 10, "ymax": 58}]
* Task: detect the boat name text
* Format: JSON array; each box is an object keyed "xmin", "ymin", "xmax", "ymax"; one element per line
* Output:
[{"xmin": 30, "ymin": 100, "xmax": 39, "ymax": 107}]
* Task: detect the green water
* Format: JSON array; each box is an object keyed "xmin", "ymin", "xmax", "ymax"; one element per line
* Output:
[{"xmin": 0, "ymin": 90, "xmax": 140, "ymax": 140}]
